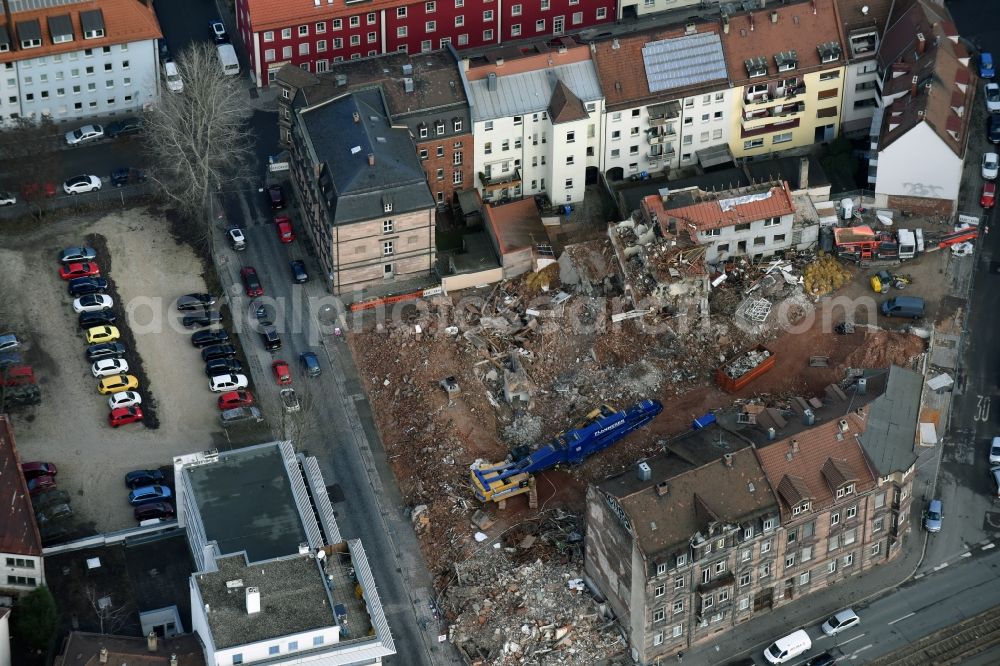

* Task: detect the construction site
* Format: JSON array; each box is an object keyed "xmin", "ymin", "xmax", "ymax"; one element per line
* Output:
[{"xmin": 346, "ymin": 195, "xmax": 963, "ymax": 663}]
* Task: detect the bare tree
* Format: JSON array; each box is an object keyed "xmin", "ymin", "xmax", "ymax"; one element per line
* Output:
[
  {"xmin": 84, "ymin": 585, "xmax": 133, "ymax": 635},
  {"xmin": 281, "ymin": 383, "xmax": 321, "ymax": 444},
  {"xmin": 0, "ymin": 117, "xmax": 62, "ymax": 218},
  {"xmin": 143, "ymin": 41, "xmax": 254, "ymax": 226}
]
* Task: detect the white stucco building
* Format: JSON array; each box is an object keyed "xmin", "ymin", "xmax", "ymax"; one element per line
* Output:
[
  {"xmin": 835, "ymin": 0, "xmax": 889, "ymax": 134},
  {"xmin": 460, "ymin": 38, "xmax": 604, "ymax": 205},
  {"xmin": 0, "ymin": 0, "xmax": 161, "ymax": 126}
]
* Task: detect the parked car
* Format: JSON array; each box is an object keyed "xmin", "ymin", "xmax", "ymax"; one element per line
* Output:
[
  {"xmin": 300, "ymin": 351, "xmax": 321, "ymax": 377},
  {"xmin": 987, "ymin": 83, "xmax": 1000, "ymax": 113},
  {"xmin": 163, "ymin": 60, "xmax": 183, "ymax": 93},
  {"xmin": 111, "ymin": 167, "xmax": 147, "ymax": 187},
  {"xmin": 272, "ymin": 360, "xmax": 291, "ymax": 385},
  {"xmin": 0, "ymin": 191, "xmax": 15, "ymax": 206},
  {"xmin": 267, "ymin": 184, "xmax": 285, "ymax": 209},
  {"xmin": 21, "ymin": 181, "xmax": 57, "ymax": 199},
  {"xmin": 86, "ymin": 325, "xmax": 120, "ymax": 344},
  {"xmin": 36, "ymin": 503, "xmax": 73, "ymax": 524},
  {"xmin": 260, "ymin": 325, "xmax": 281, "ymax": 351},
  {"xmin": 183, "ymin": 310, "xmax": 223, "ymax": 328},
  {"xmin": 125, "ymin": 469, "xmax": 165, "ymax": 488},
  {"xmin": 201, "ymin": 344, "xmax": 237, "ymax": 362},
  {"xmin": 60, "ymin": 261, "xmax": 100, "ymax": 280},
  {"xmin": 290, "ymin": 260, "xmax": 308, "ymax": 283},
  {"xmin": 280, "ymin": 388, "xmax": 300, "ymax": 413},
  {"xmin": 97, "ymin": 374, "xmax": 139, "ymax": 395},
  {"xmin": 128, "ymin": 485, "xmax": 172, "ymax": 506},
  {"xmin": 134, "ymin": 501, "xmax": 175, "ymax": 521},
  {"xmin": 820, "ymin": 608, "xmax": 860, "ymax": 636},
  {"xmin": 804, "ymin": 652, "xmax": 837, "ymax": 666},
  {"xmin": 92, "ymin": 357, "xmax": 129, "ymax": 377},
  {"xmin": 32, "ymin": 490, "xmax": 71, "ymax": 509},
  {"xmin": 176, "ymin": 293, "xmax": 217, "ymax": 310},
  {"xmin": 68, "ymin": 276, "xmax": 108, "ymax": 296},
  {"xmin": 923, "ymin": 498, "xmax": 943, "ymax": 533},
  {"xmin": 983, "ymin": 153, "xmax": 999, "ymax": 180},
  {"xmin": 22, "ymin": 461, "xmax": 58, "ymax": 480},
  {"xmin": 87, "ymin": 342, "xmax": 126, "ymax": 362},
  {"xmin": 73, "ymin": 293, "xmax": 113, "ymax": 313},
  {"xmin": 240, "ymin": 266, "xmax": 264, "ymax": 296},
  {"xmin": 108, "ymin": 390, "xmax": 142, "ymax": 410},
  {"xmin": 105, "ymin": 117, "xmax": 143, "ymax": 138},
  {"xmin": 982, "ymin": 51, "xmax": 996, "ymax": 79},
  {"xmin": 275, "ymin": 215, "xmax": 295, "ymax": 243},
  {"xmin": 218, "ymin": 389, "xmax": 254, "ymax": 410},
  {"xmin": 209, "ymin": 19, "xmax": 229, "ymax": 43},
  {"xmin": 1, "ymin": 365, "xmax": 35, "ymax": 387},
  {"xmin": 65, "ymin": 124, "xmax": 104, "ymax": 146},
  {"xmin": 220, "ymin": 405, "xmax": 263, "ymax": 427},
  {"xmin": 63, "ymin": 174, "xmax": 103, "ymax": 194},
  {"xmin": 228, "ymin": 228, "xmax": 247, "ymax": 251},
  {"xmin": 79, "ymin": 309, "xmax": 117, "ymax": 329},
  {"xmin": 983, "ymin": 181, "xmax": 996, "ymax": 209},
  {"xmin": 27, "ymin": 475, "xmax": 57, "ymax": 496},
  {"xmin": 60, "ymin": 246, "xmax": 97, "ymax": 263},
  {"xmin": 39, "ymin": 523, "xmax": 74, "ymax": 545},
  {"xmin": 0, "ymin": 351, "xmax": 22, "ymax": 367},
  {"xmin": 191, "ymin": 328, "xmax": 230, "ymax": 348},
  {"xmin": 0, "ymin": 333, "xmax": 21, "ymax": 352},
  {"xmin": 205, "ymin": 357, "xmax": 243, "ymax": 377},
  {"xmin": 990, "ymin": 113, "xmax": 1000, "ymax": 143},
  {"xmin": 210, "ymin": 373, "xmax": 249, "ymax": 392},
  {"xmin": 991, "ymin": 437, "xmax": 1000, "ymax": 465},
  {"xmin": 109, "ymin": 406, "xmax": 144, "ymax": 427}
]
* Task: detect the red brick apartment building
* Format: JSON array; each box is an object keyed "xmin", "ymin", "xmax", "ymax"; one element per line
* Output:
[{"xmin": 235, "ymin": 0, "xmax": 615, "ymax": 86}]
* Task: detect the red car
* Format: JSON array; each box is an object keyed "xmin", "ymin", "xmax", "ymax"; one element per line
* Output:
[
  {"xmin": 274, "ymin": 216, "xmax": 295, "ymax": 243},
  {"xmin": 982, "ymin": 181, "xmax": 996, "ymax": 209},
  {"xmin": 22, "ymin": 461, "xmax": 58, "ymax": 480},
  {"xmin": 1, "ymin": 365, "xmax": 35, "ymax": 387},
  {"xmin": 218, "ymin": 389, "xmax": 254, "ymax": 410},
  {"xmin": 26, "ymin": 475, "xmax": 57, "ymax": 495},
  {"xmin": 21, "ymin": 182, "xmax": 57, "ymax": 199},
  {"xmin": 59, "ymin": 261, "xmax": 101, "ymax": 280},
  {"xmin": 109, "ymin": 406, "xmax": 144, "ymax": 427},
  {"xmin": 271, "ymin": 360, "xmax": 291, "ymax": 385},
  {"xmin": 240, "ymin": 266, "xmax": 264, "ymax": 297}
]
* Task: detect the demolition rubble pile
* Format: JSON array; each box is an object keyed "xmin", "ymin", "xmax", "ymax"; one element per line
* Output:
[{"xmin": 442, "ymin": 510, "xmax": 625, "ymax": 665}]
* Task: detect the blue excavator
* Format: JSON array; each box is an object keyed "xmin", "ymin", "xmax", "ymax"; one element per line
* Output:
[{"xmin": 470, "ymin": 399, "xmax": 663, "ymax": 504}]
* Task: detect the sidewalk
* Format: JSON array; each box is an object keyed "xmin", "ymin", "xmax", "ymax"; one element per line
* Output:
[{"xmin": 678, "ymin": 512, "xmax": 927, "ymax": 665}]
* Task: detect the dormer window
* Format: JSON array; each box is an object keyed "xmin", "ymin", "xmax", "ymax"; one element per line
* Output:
[
  {"xmin": 81, "ymin": 9, "xmax": 106, "ymax": 40},
  {"xmin": 418, "ymin": 124, "xmax": 428, "ymax": 139},
  {"xmin": 383, "ymin": 201, "xmax": 393, "ymax": 213},
  {"xmin": 775, "ymin": 50, "xmax": 798, "ymax": 73},
  {"xmin": 818, "ymin": 41, "xmax": 842, "ymax": 64},
  {"xmin": 436, "ymin": 122, "xmax": 445, "ymax": 135},
  {"xmin": 762, "ymin": 517, "xmax": 775, "ymax": 532},
  {"xmin": 835, "ymin": 483, "xmax": 855, "ymax": 499},
  {"xmin": 792, "ymin": 501, "xmax": 811, "ymax": 516},
  {"xmin": 745, "ymin": 56, "xmax": 768, "ymax": 79},
  {"xmin": 16, "ymin": 19, "xmax": 42, "ymax": 49}
]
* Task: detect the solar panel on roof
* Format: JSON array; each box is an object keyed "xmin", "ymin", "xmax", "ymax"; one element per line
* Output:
[{"xmin": 642, "ymin": 32, "xmax": 728, "ymax": 94}]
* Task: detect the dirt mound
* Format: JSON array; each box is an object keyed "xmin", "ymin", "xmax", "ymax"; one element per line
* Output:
[{"xmin": 844, "ymin": 329, "xmax": 925, "ymax": 369}]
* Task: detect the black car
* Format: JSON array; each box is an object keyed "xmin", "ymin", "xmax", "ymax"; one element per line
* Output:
[
  {"xmin": 111, "ymin": 167, "xmax": 147, "ymax": 187},
  {"xmin": 290, "ymin": 260, "xmax": 308, "ymax": 283},
  {"xmin": 267, "ymin": 184, "xmax": 285, "ymax": 209},
  {"xmin": 87, "ymin": 342, "xmax": 126, "ymax": 361},
  {"xmin": 260, "ymin": 325, "xmax": 281, "ymax": 351},
  {"xmin": 201, "ymin": 344, "xmax": 237, "ymax": 362},
  {"xmin": 991, "ymin": 114, "xmax": 1000, "ymax": 144},
  {"xmin": 105, "ymin": 117, "xmax": 143, "ymax": 138},
  {"xmin": 804, "ymin": 653, "xmax": 837, "ymax": 666},
  {"xmin": 134, "ymin": 501, "xmax": 175, "ymax": 521},
  {"xmin": 68, "ymin": 276, "xmax": 108, "ymax": 297},
  {"xmin": 209, "ymin": 19, "xmax": 229, "ymax": 43},
  {"xmin": 177, "ymin": 293, "xmax": 217, "ymax": 311},
  {"xmin": 79, "ymin": 309, "xmax": 117, "ymax": 329},
  {"xmin": 124, "ymin": 469, "xmax": 164, "ymax": 489},
  {"xmin": 205, "ymin": 357, "xmax": 243, "ymax": 377},
  {"xmin": 191, "ymin": 328, "xmax": 230, "ymax": 348},
  {"xmin": 182, "ymin": 310, "xmax": 223, "ymax": 328}
]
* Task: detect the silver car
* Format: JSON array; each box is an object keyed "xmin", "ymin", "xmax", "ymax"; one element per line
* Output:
[
  {"xmin": 821, "ymin": 608, "xmax": 860, "ymax": 636},
  {"xmin": 65, "ymin": 124, "xmax": 104, "ymax": 146},
  {"xmin": 220, "ymin": 405, "xmax": 262, "ymax": 426}
]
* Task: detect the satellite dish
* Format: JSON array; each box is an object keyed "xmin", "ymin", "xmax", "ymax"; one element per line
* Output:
[
  {"xmin": 877, "ymin": 214, "xmax": 893, "ymax": 226},
  {"xmin": 861, "ymin": 5, "xmax": 869, "ymax": 15}
]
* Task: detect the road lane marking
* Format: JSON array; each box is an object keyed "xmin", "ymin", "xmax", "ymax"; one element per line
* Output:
[
  {"xmin": 976, "ymin": 395, "xmax": 991, "ymax": 422},
  {"xmin": 888, "ymin": 612, "xmax": 915, "ymax": 625},
  {"xmin": 984, "ymin": 543, "xmax": 996, "ymax": 550},
  {"xmin": 839, "ymin": 633, "xmax": 867, "ymax": 646},
  {"xmin": 934, "ymin": 562, "xmax": 949, "ymax": 571},
  {"xmin": 961, "ymin": 551, "xmax": 972, "ymax": 558},
  {"xmin": 849, "ymin": 644, "xmax": 874, "ymax": 660}
]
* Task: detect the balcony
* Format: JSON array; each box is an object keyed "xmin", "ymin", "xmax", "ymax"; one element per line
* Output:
[
  {"xmin": 744, "ymin": 82, "xmax": 807, "ymax": 106},
  {"xmin": 741, "ymin": 104, "xmax": 803, "ymax": 133},
  {"xmin": 647, "ymin": 127, "xmax": 677, "ymax": 144},
  {"xmin": 648, "ymin": 100, "xmax": 681, "ymax": 126},
  {"xmin": 479, "ymin": 168, "xmax": 522, "ymax": 191},
  {"xmin": 740, "ymin": 117, "xmax": 800, "ymax": 139},
  {"xmin": 648, "ymin": 145, "xmax": 675, "ymax": 159}
]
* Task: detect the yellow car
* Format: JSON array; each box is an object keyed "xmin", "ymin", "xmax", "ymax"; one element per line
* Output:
[
  {"xmin": 86, "ymin": 325, "xmax": 120, "ymax": 344},
  {"xmin": 97, "ymin": 374, "xmax": 139, "ymax": 395}
]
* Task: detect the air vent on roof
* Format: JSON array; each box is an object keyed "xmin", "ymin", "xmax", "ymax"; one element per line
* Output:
[
  {"xmin": 685, "ymin": 22, "xmax": 696, "ymax": 35},
  {"xmin": 487, "ymin": 72, "xmax": 497, "ymax": 92},
  {"xmin": 655, "ymin": 481, "xmax": 670, "ymax": 496},
  {"xmin": 612, "ymin": 38, "xmax": 620, "ymax": 50},
  {"xmin": 404, "ymin": 77, "xmax": 414, "ymax": 93},
  {"xmin": 745, "ymin": 56, "xmax": 768, "ymax": 78},
  {"xmin": 335, "ymin": 74, "xmax": 347, "ymax": 86},
  {"xmin": 402, "ymin": 63, "xmax": 413, "ymax": 76},
  {"xmin": 637, "ymin": 461, "xmax": 652, "ymax": 481},
  {"xmin": 818, "ymin": 41, "xmax": 842, "ymax": 63},
  {"xmin": 225, "ymin": 579, "xmax": 245, "ymax": 589},
  {"xmin": 775, "ymin": 50, "xmax": 798, "ymax": 72}
]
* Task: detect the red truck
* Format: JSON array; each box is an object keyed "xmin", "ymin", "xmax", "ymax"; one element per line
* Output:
[{"xmin": 716, "ymin": 346, "xmax": 776, "ymax": 393}]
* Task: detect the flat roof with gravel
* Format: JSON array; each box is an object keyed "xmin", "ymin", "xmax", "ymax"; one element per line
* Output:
[{"xmin": 185, "ymin": 445, "xmax": 306, "ymax": 562}]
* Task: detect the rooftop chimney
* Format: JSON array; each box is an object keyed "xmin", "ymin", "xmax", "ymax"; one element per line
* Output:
[
  {"xmin": 723, "ymin": 453, "xmax": 734, "ymax": 468},
  {"xmin": 655, "ymin": 481, "xmax": 670, "ymax": 496},
  {"xmin": 838, "ymin": 419, "xmax": 849, "ymax": 433},
  {"xmin": 612, "ymin": 38, "xmax": 620, "ymax": 50},
  {"xmin": 749, "ymin": 13, "xmax": 755, "ymax": 31},
  {"xmin": 147, "ymin": 631, "xmax": 158, "ymax": 653},
  {"xmin": 368, "ymin": 153, "xmax": 375, "ymax": 166},
  {"xmin": 352, "ymin": 111, "xmax": 360, "ymax": 123},
  {"xmin": 811, "ymin": 0, "xmax": 817, "ymax": 15},
  {"xmin": 916, "ymin": 32, "xmax": 926, "ymax": 55},
  {"xmin": 246, "ymin": 587, "xmax": 261, "ymax": 615},
  {"xmin": 99, "ymin": 648, "xmax": 109, "ymax": 664},
  {"xmin": 771, "ymin": 11, "xmax": 778, "ymax": 23},
  {"xmin": 170, "ymin": 655, "xmax": 178, "ymax": 666},
  {"xmin": 791, "ymin": 439, "xmax": 800, "ymax": 453},
  {"xmin": 911, "ymin": 75, "xmax": 918, "ymax": 97},
  {"xmin": 637, "ymin": 461, "xmax": 652, "ymax": 481},
  {"xmin": 487, "ymin": 72, "xmax": 497, "ymax": 92}
]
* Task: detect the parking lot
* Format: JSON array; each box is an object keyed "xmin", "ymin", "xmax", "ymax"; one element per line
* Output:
[{"xmin": 2, "ymin": 208, "xmax": 244, "ymax": 533}]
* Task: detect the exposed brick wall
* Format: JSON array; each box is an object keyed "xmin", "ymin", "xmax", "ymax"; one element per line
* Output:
[
  {"xmin": 885, "ymin": 194, "xmax": 955, "ymax": 217},
  {"xmin": 416, "ymin": 133, "xmax": 474, "ymax": 205}
]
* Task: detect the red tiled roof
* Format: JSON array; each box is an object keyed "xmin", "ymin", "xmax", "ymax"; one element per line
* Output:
[
  {"xmin": 483, "ymin": 199, "xmax": 548, "ymax": 255},
  {"xmin": 661, "ymin": 182, "xmax": 796, "ymax": 233},
  {"xmin": 245, "ymin": 0, "xmax": 406, "ymax": 33},
  {"xmin": 756, "ymin": 412, "xmax": 878, "ymax": 520},
  {"xmin": 720, "ymin": 0, "xmax": 846, "ymax": 85},
  {"xmin": 0, "ymin": 416, "xmax": 42, "ymax": 557},
  {"xmin": 0, "ymin": 0, "xmax": 161, "ymax": 65}
]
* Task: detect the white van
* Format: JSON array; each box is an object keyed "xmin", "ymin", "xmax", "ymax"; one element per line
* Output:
[
  {"xmin": 763, "ymin": 629, "xmax": 811, "ymax": 664},
  {"xmin": 163, "ymin": 60, "xmax": 183, "ymax": 93},
  {"xmin": 217, "ymin": 43, "xmax": 240, "ymax": 76}
]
